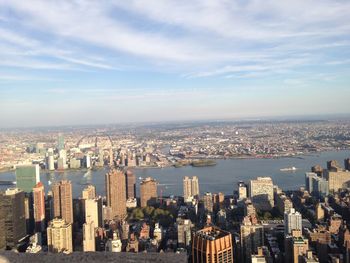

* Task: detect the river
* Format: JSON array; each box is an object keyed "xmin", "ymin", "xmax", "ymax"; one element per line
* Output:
[{"xmin": 0, "ymin": 150, "xmax": 349, "ymax": 198}]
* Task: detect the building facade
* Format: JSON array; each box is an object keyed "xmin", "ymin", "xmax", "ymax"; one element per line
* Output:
[
  {"xmin": 140, "ymin": 177, "xmax": 157, "ymax": 207},
  {"xmin": 192, "ymin": 226, "xmax": 233, "ymax": 263},
  {"xmin": 105, "ymin": 169, "xmax": 126, "ymax": 219},
  {"xmin": 15, "ymin": 164, "xmax": 40, "ymax": 193},
  {"xmin": 47, "ymin": 218, "xmax": 73, "ymax": 253},
  {"xmin": 52, "ymin": 180, "xmax": 74, "ymax": 224}
]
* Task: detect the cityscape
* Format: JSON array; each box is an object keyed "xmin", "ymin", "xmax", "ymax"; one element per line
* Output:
[{"xmin": 1, "ymin": 1, "xmax": 350, "ymax": 263}]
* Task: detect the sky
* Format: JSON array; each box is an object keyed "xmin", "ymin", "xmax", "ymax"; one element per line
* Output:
[{"xmin": 0, "ymin": 0, "xmax": 349, "ymax": 127}]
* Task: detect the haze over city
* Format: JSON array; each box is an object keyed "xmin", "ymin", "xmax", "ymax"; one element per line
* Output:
[{"xmin": 0, "ymin": 0, "xmax": 350, "ymax": 127}]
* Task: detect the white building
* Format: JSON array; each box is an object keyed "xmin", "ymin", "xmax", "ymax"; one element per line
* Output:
[{"xmin": 284, "ymin": 208, "xmax": 302, "ymax": 235}]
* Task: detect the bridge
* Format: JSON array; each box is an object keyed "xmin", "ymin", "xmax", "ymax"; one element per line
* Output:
[{"xmin": 76, "ymin": 133, "xmax": 114, "ymax": 148}]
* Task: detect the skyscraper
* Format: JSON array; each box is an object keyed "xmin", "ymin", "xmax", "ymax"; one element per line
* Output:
[
  {"xmin": 192, "ymin": 226, "xmax": 233, "ymax": 263},
  {"xmin": 284, "ymin": 208, "xmax": 302, "ymax": 235},
  {"xmin": 192, "ymin": 176, "xmax": 199, "ymax": 197},
  {"xmin": 0, "ymin": 188, "xmax": 26, "ymax": 248},
  {"xmin": 46, "ymin": 148, "xmax": 55, "ymax": 171},
  {"xmin": 47, "ymin": 218, "xmax": 73, "ymax": 253},
  {"xmin": 305, "ymin": 172, "xmax": 329, "ymax": 197},
  {"xmin": 203, "ymin": 192, "xmax": 214, "ymax": 213},
  {"xmin": 105, "ymin": 169, "xmax": 126, "ymax": 219},
  {"xmin": 240, "ymin": 215, "xmax": 264, "ymax": 263},
  {"xmin": 33, "ymin": 182, "xmax": 45, "ymax": 232},
  {"xmin": 249, "ymin": 177, "xmax": 274, "ymax": 210},
  {"xmin": 15, "ymin": 164, "xmax": 40, "ymax": 193},
  {"xmin": 52, "ymin": 180, "xmax": 73, "ymax": 224},
  {"xmin": 238, "ymin": 181, "xmax": 248, "ymax": 200},
  {"xmin": 83, "ymin": 216, "xmax": 96, "ymax": 252},
  {"xmin": 57, "ymin": 133, "xmax": 65, "ymax": 151},
  {"xmin": 183, "ymin": 176, "xmax": 200, "ymax": 200},
  {"xmin": 125, "ymin": 169, "xmax": 136, "ymax": 199},
  {"xmin": 140, "ymin": 177, "xmax": 157, "ymax": 207},
  {"xmin": 82, "ymin": 185, "xmax": 96, "ymax": 200},
  {"xmin": 85, "ymin": 198, "xmax": 103, "ymax": 228}
]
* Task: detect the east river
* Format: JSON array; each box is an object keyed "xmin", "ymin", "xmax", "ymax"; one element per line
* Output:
[{"xmin": 1, "ymin": 150, "xmax": 350, "ymax": 198}]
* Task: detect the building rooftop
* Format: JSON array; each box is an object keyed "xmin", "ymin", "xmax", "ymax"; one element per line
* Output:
[{"xmin": 196, "ymin": 226, "xmax": 230, "ymax": 240}]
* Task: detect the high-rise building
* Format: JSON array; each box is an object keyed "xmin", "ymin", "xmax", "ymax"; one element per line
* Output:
[
  {"xmin": 238, "ymin": 181, "xmax": 248, "ymax": 200},
  {"xmin": 85, "ymin": 198, "xmax": 103, "ymax": 228},
  {"xmin": 105, "ymin": 169, "xmax": 126, "ymax": 219},
  {"xmin": 84, "ymin": 154, "xmax": 91, "ymax": 169},
  {"xmin": 177, "ymin": 218, "xmax": 193, "ymax": 248},
  {"xmin": 82, "ymin": 185, "xmax": 96, "ymax": 200},
  {"xmin": 33, "ymin": 182, "xmax": 45, "ymax": 232},
  {"xmin": 57, "ymin": 133, "xmax": 65, "ymax": 151},
  {"xmin": 285, "ymin": 230, "xmax": 309, "ymax": 263},
  {"xmin": 249, "ymin": 177, "xmax": 274, "ymax": 210},
  {"xmin": 83, "ymin": 216, "xmax": 96, "ymax": 252},
  {"xmin": 183, "ymin": 176, "xmax": 200, "ymax": 201},
  {"xmin": 192, "ymin": 176, "xmax": 199, "ymax": 197},
  {"xmin": 15, "ymin": 164, "xmax": 40, "ymax": 193},
  {"xmin": 52, "ymin": 180, "xmax": 73, "ymax": 224},
  {"xmin": 240, "ymin": 215, "xmax": 264, "ymax": 263},
  {"xmin": 203, "ymin": 192, "xmax": 214, "ymax": 213},
  {"xmin": 284, "ymin": 208, "xmax": 302, "ymax": 235},
  {"xmin": 46, "ymin": 148, "xmax": 55, "ymax": 171},
  {"xmin": 324, "ymin": 169, "xmax": 350, "ymax": 192},
  {"xmin": 305, "ymin": 172, "xmax": 329, "ymax": 197},
  {"xmin": 140, "ymin": 177, "xmax": 158, "ymax": 207},
  {"xmin": 192, "ymin": 226, "xmax": 233, "ymax": 263},
  {"xmin": 47, "ymin": 218, "xmax": 73, "ymax": 253},
  {"xmin": 125, "ymin": 170, "xmax": 136, "ymax": 199},
  {"xmin": 0, "ymin": 188, "xmax": 26, "ymax": 249}
]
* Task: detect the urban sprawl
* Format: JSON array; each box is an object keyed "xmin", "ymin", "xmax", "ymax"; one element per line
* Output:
[{"xmin": 1, "ymin": 121, "xmax": 350, "ymax": 262}]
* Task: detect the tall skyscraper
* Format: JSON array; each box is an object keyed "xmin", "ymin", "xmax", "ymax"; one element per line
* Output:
[
  {"xmin": 125, "ymin": 170, "xmax": 136, "ymax": 199},
  {"xmin": 57, "ymin": 133, "xmax": 65, "ymax": 151},
  {"xmin": 192, "ymin": 176, "xmax": 199, "ymax": 197},
  {"xmin": 140, "ymin": 177, "xmax": 158, "ymax": 207},
  {"xmin": 284, "ymin": 208, "xmax": 302, "ymax": 235},
  {"xmin": 249, "ymin": 177, "xmax": 274, "ymax": 210},
  {"xmin": 52, "ymin": 180, "xmax": 73, "ymax": 224},
  {"xmin": 240, "ymin": 215, "xmax": 264, "ymax": 263},
  {"xmin": 82, "ymin": 185, "xmax": 96, "ymax": 200},
  {"xmin": 0, "ymin": 188, "xmax": 26, "ymax": 248},
  {"xmin": 203, "ymin": 192, "xmax": 214, "ymax": 213},
  {"xmin": 83, "ymin": 216, "xmax": 96, "ymax": 252},
  {"xmin": 192, "ymin": 226, "xmax": 233, "ymax": 263},
  {"xmin": 305, "ymin": 172, "xmax": 329, "ymax": 197},
  {"xmin": 85, "ymin": 198, "xmax": 103, "ymax": 228},
  {"xmin": 33, "ymin": 182, "xmax": 45, "ymax": 232},
  {"xmin": 105, "ymin": 169, "xmax": 126, "ymax": 219},
  {"xmin": 183, "ymin": 176, "xmax": 200, "ymax": 200},
  {"xmin": 46, "ymin": 148, "xmax": 55, "ymax": 171},
  {"xmin": 47, "ymin": 218, "xmax": 73, "ymax": 253},
  {"xmin": 15, "ymin": 164, "xmax": 40, "ymax": 193}
]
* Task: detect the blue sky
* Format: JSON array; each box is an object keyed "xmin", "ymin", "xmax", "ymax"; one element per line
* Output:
[{"xmin": 0, "ymin": 0, "xmax": 349, "ymax": 127}]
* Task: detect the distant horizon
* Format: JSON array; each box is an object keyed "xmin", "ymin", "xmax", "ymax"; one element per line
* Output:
[
  {"xmin": 1, "ymin": 112, "xmax": 350, "ymax": 130},
  {"xmin": 0, "ymin": 1, "xmax": 349, "ymax": 127}
]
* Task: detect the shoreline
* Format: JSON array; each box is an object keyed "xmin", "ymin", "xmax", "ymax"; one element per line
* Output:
[{"xmin": 0, "ymin": 148, "xmax": 349, "ymax": 175}]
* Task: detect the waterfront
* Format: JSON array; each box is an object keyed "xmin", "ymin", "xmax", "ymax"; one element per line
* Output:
[{"xmin": 1, "ymin": 150, "xmax": 349, "ymax": 198}]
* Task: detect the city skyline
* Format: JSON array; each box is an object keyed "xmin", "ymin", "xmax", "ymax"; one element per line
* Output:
[{"xmin": 0, "ymin": 1, "xmax": 350, "ymax": 127}]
